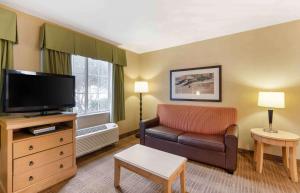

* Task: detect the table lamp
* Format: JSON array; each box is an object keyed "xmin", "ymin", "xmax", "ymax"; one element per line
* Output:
[
  {"xmin": 134, "ymin": 81, "xmax": 149, "ymax": 137},
  {"xmin": 258, "ymin": 91, "xmax": 285, "ymax": 133}
]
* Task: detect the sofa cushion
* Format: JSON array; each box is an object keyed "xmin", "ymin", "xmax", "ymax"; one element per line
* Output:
[
  {"xmin": 178, "ymin": 133, "xmax": 225, "ymax": 152},
  {"xmin": 145, "ymin": 126, "xmax": 184, "ymax": 142},
  {"xmin": 157, "ymin": 104, "xmax": 237, "ymax": 135}
]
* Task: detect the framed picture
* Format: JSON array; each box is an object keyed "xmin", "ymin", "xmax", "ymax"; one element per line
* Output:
[{"xmin": 170, "ymin": 65, "xmax": 222, "ymax": 102}]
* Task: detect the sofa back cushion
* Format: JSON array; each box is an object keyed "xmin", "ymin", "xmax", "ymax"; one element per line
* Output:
[{"xmin": 157, "ymin": 104, "xmax": 237, "ymax": 135}]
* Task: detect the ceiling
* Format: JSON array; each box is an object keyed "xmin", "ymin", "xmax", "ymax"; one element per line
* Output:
[{"xmin": 2, "ymin": 0, "xmax": 300, "ymax": 53}]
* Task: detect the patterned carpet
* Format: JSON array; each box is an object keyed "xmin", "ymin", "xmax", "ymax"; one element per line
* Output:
[{"xmin": 42, "ymin": 136, "xmax": 300, "ymax": 193}]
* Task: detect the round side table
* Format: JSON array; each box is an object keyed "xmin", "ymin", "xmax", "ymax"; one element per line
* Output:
[{"xmin": 251, "ymin": 128, "xmax": 300, "ymax": 182}]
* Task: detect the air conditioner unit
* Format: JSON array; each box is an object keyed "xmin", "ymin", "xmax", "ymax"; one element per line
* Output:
[{"xmin": 76, "ymin": 123, "xmax": 119, "ymax": 157}]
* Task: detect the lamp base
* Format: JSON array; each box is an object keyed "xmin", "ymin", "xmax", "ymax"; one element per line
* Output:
[
  {"xmin": 263, "ymin": 128, "xmax": 278, "ymax": 133},
  {"xmin": 264, "ymin": 110, "xmax": 277, "ymax": 133}
]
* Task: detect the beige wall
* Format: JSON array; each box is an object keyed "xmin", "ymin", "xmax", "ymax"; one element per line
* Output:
[
  {"xmin": 0, "ymin": 4, "xmax": 141, "ymax": 135},
  {"xmin": 139, "ymin": 20, "xmax": 300, "ymax": 158},
  {"xmin": 118, "ymin": 51, "xmax": 140, "ymax": 134},
  {"xmin": 2, "ymin": 4, "xmax": 300, "ymax": 157}
]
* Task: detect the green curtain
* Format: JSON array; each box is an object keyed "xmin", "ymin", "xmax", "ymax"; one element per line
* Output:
[
  {"xmin": 0, "ymin": 39, "xmax": 13, "ymax": 69},
  {"xmin": 113, "ymin": 47, "xmax": 127, "ymax": 67},
  {"xmin": 112, "ymin": 64, "xmax": 125, "ymax": 122},
  {"xmin": 74, "ymin": 33, "xmax": 97, "ymax": 59},
  {"xmin": 40, "ymin": 24, "xmax": 74, "ymax": 54},
  {"xmin": 96, "ymin": 40, "xmax": 113, "ymax": 62},
  {"xmin": 40, "ymin": 23, "xmax": 127, "ymax": 120},
  {"xmin": 0, "ymin": 39, "xmax": 14, "ymax": 112},
  {"xmin": 0, "ymin": 7, "xmax": 18, "ymax": 43},
  {"xmin": 40, "ymin": 23, "xmax": 126, "ymax": 66},
  {"xmin": 43, "ymin": 49, "xmax": 71, "ymax": 75}
]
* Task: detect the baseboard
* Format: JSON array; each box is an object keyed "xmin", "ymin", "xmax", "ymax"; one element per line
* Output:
[
  {"xmin": 119, "ymin": 129, "xmax": 139, "ymax": 139},
  {"xmin": 238, "ymin": 148, "xmax": 300, "ymax": 165}
]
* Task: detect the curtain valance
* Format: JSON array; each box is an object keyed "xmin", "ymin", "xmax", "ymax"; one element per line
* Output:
[
  {"xmin": 74, "ymin": 33, "xmax": 96, "ymax": 59},
  {"xmin": 0, "ymin": 7, "xmax": 18, "ymax": 43},
  {"xmin": 96, "ymin": 40, "xmax": 113, "ymax": 63},
  {"xmin": 113, "ymin": 47, "xmax": 127, "ymax": 67},
  {"xmin": 40, "ymin": 23, "xmax": 126, "ymax": 66},
  {"xmin": 40, "ymin": 24, "xmax": 74, "ymax": 54}
]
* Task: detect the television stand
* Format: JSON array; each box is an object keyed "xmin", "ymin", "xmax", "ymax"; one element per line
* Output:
[{"xmin": 0, "ymin": 113, "xmax": 77, "ymax": 193}]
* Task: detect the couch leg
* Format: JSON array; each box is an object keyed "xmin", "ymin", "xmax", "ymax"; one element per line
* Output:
[
  {"xmin": 140, "ymin": 138, "xmax": 145, "ymax": 145},
  {"xmin": 226, "ymin": 170, "xmax": 234, "ymax": 175}
]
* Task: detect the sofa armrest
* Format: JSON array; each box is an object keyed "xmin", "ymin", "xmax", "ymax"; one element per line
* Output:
[
  {"xmin": 224, "ymin": 124, "xmax": 239, "ymax": 173},
  {"xmin": 140, "ymin": 117, "xmax": 159, "ymax": 145},
  {"xmin": 225, "ymin": 124, "xmax": 238, "ymax": 140}
]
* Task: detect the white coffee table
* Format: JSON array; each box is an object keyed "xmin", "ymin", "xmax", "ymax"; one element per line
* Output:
[{"xmin": 114, "ymin": 144, "xmax": 187, "ymax": 193}]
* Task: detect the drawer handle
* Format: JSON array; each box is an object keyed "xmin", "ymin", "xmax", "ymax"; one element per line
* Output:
[
  {"xmin": 28, "ymin": 145, "xmax": 34, "ymax": 151},
  {"xmin": 60, "ymin": 164, "xmax": 64, "ymax": 169},
  {"xmin": 29, "ymin": 161, "xmax": 34, "ymax": 166},
  {"xmin": 59, "ymin": 151, "xmax": 64, "ymax": 156},
  {"xmin": 29, "ymin": 176, "xmax": 34, "ymax": 181},
  {"xmin": 59, "ymin": 138, "xmax": 64, "ymax": 142}
]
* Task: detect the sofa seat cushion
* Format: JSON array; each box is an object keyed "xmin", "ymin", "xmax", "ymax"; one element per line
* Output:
[
  {"xmin": 178, "ymin": 133, "xmax": 225, "ymax": 152},
  {"xmin": 146, "ymin": 126, "xmax": 184, "ymax": 142}
]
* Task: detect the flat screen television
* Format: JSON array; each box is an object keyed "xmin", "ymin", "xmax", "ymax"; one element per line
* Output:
[{"xmin": 3, "ymin": 69, "xmax": 75, "ymax": 113}]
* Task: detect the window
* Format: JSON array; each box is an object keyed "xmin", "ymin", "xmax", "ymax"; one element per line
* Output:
[{"xmin": 72, "ymin": 55, "xmax": 112, "ymax": 115}]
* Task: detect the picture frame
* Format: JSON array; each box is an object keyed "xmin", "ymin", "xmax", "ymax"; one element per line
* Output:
[{"xmin": 170, "ymin": 65, "xmax": 222, "ymax": 102}]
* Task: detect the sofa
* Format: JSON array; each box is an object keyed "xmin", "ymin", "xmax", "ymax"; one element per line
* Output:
[{"xmin": 140, "ymin": 104, "xmax": 238, "ymax": 173}]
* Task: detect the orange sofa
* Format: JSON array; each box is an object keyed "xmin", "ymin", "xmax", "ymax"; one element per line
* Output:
[{"xmin": 140, "ymin": 104, "xmax": 238, "ymax": 173}]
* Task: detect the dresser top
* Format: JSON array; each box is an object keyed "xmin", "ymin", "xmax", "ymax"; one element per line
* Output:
[{"xmin": 0, "ymin": 113, "xmax": 76, "ymax": 130}]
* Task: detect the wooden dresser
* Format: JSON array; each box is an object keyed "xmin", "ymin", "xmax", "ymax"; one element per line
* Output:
[{"xmin": 0, "ymin": 113, "xmax": 77, "ymax": 193}]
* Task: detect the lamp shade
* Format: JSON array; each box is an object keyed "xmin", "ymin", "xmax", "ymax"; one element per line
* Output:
[
  {"xmin": 134, "ymin": 81, "xmax": 148, "ymax": 93},
  {"xmin": 258, "ymin": 91, "xmax": 285, "ymax": 108}
]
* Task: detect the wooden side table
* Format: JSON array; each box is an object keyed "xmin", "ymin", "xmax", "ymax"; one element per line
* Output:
[{"xmin": 251, "ymin": 128, "xmax": 300, "ymax": 182}]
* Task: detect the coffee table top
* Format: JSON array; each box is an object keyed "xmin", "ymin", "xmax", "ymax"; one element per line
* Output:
[
  {"xmin": 114, "ymin": 144, "xmax": 187, "ymax": 179},
  {"xmin": 251, "ymin": 128, "xmax": 300, "ymax": 141}
]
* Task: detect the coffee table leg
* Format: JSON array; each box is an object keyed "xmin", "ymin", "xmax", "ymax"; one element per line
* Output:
[
  {"xmin": 256, "ymin": 141, "xmax": 264, "ymax": 173},
  {"xmin": 164, "ymin": 181, "xmax": 172, "ymax": 193},
  {"xmin": 289, "ymin": 146, "xmax": 298, "ymax": 182},
  {"xmin": 180, "ymin": 164, "xmax": 186, "ymax": 193},
  {"xmin": 114, "ymin": 158, "xmax": 121, "ymax": 187}
]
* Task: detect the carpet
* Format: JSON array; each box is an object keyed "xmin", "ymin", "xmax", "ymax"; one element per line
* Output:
[{"xmin": 42, "ymin": 137, "xmax": 300, "ymax": 193}]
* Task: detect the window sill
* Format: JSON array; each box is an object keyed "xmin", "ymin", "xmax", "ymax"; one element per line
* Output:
[{"xmin": 76, "ymin": 111, "xmax": 110, "ymax": 118}]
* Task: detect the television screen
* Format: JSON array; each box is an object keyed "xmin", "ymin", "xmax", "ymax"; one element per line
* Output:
[{"xmin": 3, "ymin": 70, "xmax": 75, "ymax": 113}]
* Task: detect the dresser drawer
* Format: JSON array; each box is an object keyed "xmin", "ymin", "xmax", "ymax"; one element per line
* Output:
[
  {"xmin": 13, "ymin": 129, "xmax": 73, "ymax": 159},
  {"xmin": 13, "ymin": 156, "xmax": 73, "ymax": 192},
  {"xmin": 13, "ymin": 143, "xmax": 73, "ymax": 175}
]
